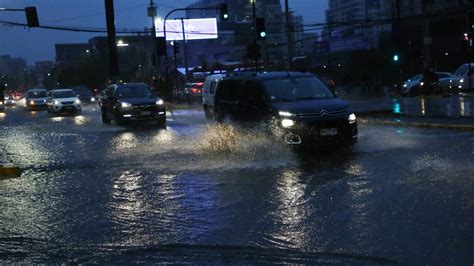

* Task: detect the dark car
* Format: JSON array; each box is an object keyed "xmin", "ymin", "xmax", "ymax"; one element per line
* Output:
[
  {"xmin": 72, "ymin": 86, "xmax": 96, "ymax": 104},
  {"xmin": 100, "ymin": 83, "xmax": 166, "ymax": 127},
  {"xmin": 213, "ymin": 71, "xmax": 358, "ymax": 146}
]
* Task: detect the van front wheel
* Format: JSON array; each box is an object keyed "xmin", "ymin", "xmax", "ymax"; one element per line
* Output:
[{"xmin": 204, "ymin": 105, "xmax": 213, "ymax": 119}]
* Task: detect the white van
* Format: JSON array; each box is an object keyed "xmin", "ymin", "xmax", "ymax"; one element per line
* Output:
[{"xmin": 202, "ymin": 74, "xmax": 225, "ymax": 118}]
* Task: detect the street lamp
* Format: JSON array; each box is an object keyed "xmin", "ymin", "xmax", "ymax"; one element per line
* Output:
[{"xmin": 117, "ymin": 40, "xmax": 129, "ymax": 47}]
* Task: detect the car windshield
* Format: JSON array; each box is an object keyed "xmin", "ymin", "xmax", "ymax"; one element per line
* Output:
[
  {"xmin": 73, "ymin": 88, "xmax": 91, "ymax": 96},
  {"xmin": 263, "ymin": 77, "xmax": 335, "ymax": 102},
  {"xmin": 117, "ymin": 86, "xmax": 153, "ymax": 99},
  {"xmin": 53, "ymin": 90, "xmax": 76, "ymax": 98},
  {"xmin": 27, "ymin": 91, "xmax": 47, "ymax": 98}
]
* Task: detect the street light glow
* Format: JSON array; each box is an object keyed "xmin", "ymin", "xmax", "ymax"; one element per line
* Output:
[{"xmin": 117, "ymin": 40, "xmax": 129, "ymax": 47}]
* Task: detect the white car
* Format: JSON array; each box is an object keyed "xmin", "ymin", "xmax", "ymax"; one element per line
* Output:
[
  {"xmin": 439, "ymin": 63, "xmax": 474, "ymax": 93},
  {"xmin": 47, "ymin": 89, "xmax": 82, "ymax": 114},
  {"xmin": 402, "ymin": 72, "xmax": 451, "ymax": 96},
  {"xmin": 202, "ymin": 73, "xmax": 225, "ymax": 119}
]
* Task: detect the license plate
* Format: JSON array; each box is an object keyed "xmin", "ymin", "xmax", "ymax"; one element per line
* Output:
[
  {"xmin": 141, "ymin": 111, "xmax": 151, "ymax": 116},
  {"xmin": 320, "ymin": 128, "xmax": 338, "ymax": 136}
]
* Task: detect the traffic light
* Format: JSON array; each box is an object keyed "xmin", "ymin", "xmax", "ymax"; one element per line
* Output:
[
  {"xmin": 393, "ymin": 54, "xmax": 400, "ymax": 62},
  {"xmin": 25, "ymin": 6, "xmax": 39, "ymax": 27},
  {"xmin": 246, "ymin": 43, "xmax": 261, "ymax": 60},
  {"xmin": 256, "ymin": 17, "xmax": 266, "ymax": 40},
  {"xmin": 156, "ymin": 37, "xmax": 166, "ymax": 56},
  {"xmin": 173, "ymin": 42, "xmax": 180, "ymax": 54},
  {"xmin": 220, "ymin": 4, "xmax": 229, "ymax": 21},
  {"xmin": 467, "ymin": 10, "xmax": 474, "ymax": 34}
]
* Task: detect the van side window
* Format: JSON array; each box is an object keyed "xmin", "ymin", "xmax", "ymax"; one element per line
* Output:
[
  {"xmin": 210, "ymin": 81, "xmax": 217, "ymax": 94},
  {"xmin": 217, "ymin": 80, "xmax": 244, "ymax": 101}
]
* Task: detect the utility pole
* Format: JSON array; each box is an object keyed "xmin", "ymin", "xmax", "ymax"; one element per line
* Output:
[
  {"xmin": 180, "ymin": 18, "xmax": 189, "ymax": 81},
  {"xmin": 285, "ymin": 0, "xmax": 293, "ymax": 69},
  {"xmin": 422, "ymin": 0, "xmax": 432, "ymax": 94},
  {"xmin": 148, "ymin": 0, "xmax": 159, "ymax": 85},
  {"xmin": 251, "ymin": 0, "xmax": 258, "ymax": 70},
  {"xmin": 104, "ymin": 0, "xmax": 119, "ymax": 83}
]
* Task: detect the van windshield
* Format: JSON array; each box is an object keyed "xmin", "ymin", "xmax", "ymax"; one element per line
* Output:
[
  {"xmin": 117, "ymin": 85, "xmax": 153, "ymax": 99},
  {"xmin": 263, "ymin": 77, "xmax": 335, "ymax": 102}
]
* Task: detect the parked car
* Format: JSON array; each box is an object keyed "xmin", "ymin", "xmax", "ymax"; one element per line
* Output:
[
  {"xmin": 72, "ymin": 86, "xmax": 96, "ymax": 104},
  {"xmin": 202, "ymin": 74, "xmax": 225, "ymax": 119},
  {"xmin": 438, "ymin": 63, "xmax": 474, "ymax": 93},
  {"xmin": 47, "ymin": 89, "xmax": 82, "ymax": 114},
  {"xmin": 212, "ymin": 71, "xmax": 358, "ymax": 147},
  {"xmin": 99, "ymin": 83, "xmax": 166, "ymax": 127},
  {"xmin": 402, "ymin": 72, "xmax": 451, "ymax": 96},
  {"xmin": 175, "ymin": 82, "xmax": 205, "ymax": 102},
  {"xmin": 25, "ymin": 88, "xmax": 48, "ymax": 110}
]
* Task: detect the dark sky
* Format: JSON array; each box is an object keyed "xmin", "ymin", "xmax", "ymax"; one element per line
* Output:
[{"xmin": 0, "ymin": 0, "xmax": 328, "ymax": 64}]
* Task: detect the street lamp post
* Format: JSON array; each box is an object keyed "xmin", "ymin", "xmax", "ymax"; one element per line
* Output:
[{"xmin": 148, "ymin": 0, "xmax": 159, "ymax": 85}]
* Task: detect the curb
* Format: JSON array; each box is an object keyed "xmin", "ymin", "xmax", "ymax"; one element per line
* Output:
[{"xmin": 359, "ymin": 118, "xmax": 474, "ymax": 131}]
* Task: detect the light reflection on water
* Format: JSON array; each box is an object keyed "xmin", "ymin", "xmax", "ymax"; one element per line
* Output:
[
  {"xmin": 112, "ymin": 132, "xmax": 139, "ymax": 151},
  {"xmin": 73, "ymin": 115, "xmax": 87, "ymax": 125},
  {"xmin": 266, "ymin": 169, "xmax": 309, "ymax": 249},
  {"xmin": 50, "ymin": 116, "xmax": 64, "ymax": 122}
]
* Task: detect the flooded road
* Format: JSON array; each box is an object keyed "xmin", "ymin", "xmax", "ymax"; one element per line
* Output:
[{"xmin": 0, "ymin": 105, "xmax": 473, "ymax": 264}]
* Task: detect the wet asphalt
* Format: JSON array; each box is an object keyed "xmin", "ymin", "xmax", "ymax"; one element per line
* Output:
[{"xmin": 0, "ymin": 104, "xmax": 473, "ymax": 264}]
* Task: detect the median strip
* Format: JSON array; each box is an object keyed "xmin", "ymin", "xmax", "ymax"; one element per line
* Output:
[{"xmin": 359, "ymin": 118, "xmax": 474, "ymax": 131}]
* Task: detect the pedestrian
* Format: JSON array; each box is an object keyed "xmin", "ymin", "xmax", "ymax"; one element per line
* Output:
[{"xmin": 0, "ymin": 83, "xmax": 5, "ymax": 103}]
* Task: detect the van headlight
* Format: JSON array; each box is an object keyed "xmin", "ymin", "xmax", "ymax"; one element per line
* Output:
[
  {"xmin": 279, "ymin": 111, "xmax": 295, "ymax": 117},
  {"xmin": 281, "ymin": 119, "xmax": 295, "ymax": 128},
  {"xmin": 348, "ymin": 113, "xmax": 357, "ymax": 124},
  {"xmin": 120, "ymin": 102, "xmax": 132, "ymax": 109},
  {"xmin": 156, "ymin": 99, "xmax": 164, "ymax": 105}
]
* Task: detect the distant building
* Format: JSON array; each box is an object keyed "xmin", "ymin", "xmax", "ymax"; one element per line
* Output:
[
  {"xmin": 324, "ymin": 0, "xmax": 392, "ymax": 52},
  {"xmin": 34, "ymin": 61, "xmax": 55, "ymax": 86},
  {"xmin": 0, "ymin": 55, "xmax": 27, "ymax": 76},
  {"xmin": 55, "ymin": 43, "xmax": 90, "ymax": 64}
]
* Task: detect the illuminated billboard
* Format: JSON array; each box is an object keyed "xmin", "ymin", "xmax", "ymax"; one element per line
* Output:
[{"xmin": 155, "ymin": 18, "xmax": 218, "ymax": 41}]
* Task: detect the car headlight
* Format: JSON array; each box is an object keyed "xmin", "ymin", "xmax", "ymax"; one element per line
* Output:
[
  {"xmin": 90, "ymin": 97, "xmax": 96, "ymax": 102},
  {"xmin": 348, "ymin": 113, "xmax": 357, "ymax": 124},
  {"xmin": 403, "ymin": 84, "xmax": 407, "ymax": 88},
  {"xmin": 460, "ymin": 78, "xmax": 464, "ymax": 83},
  {"xmin": 420, "ymin": 82, "xmax": 424, "ymax": 86},
  {"xmin": 120, "ymin": 102, "xmax": 132, "ymax": 109},
  {"xmin": 74, "ymin": 99, "xmax": 81, "ymax": 104},
  {"xmin": 281, "ymin": 119, "xmax": 295, "ymax": 128},
  {"xmin": 43, "ymin": 100, "xmax": 47, "ymax": 103},
  {"xmin": 54, "ymin": 100, "xmax": 60, "ymax": 105},
  {"xmin": 0, "ymin": 101, "xmax": 3, "ymax": 105},
  {"xmin": 278, "ymin": 111, "xmax": 295, "ymax": 117},
  {"xmin": 156, "ymin": 99, "xmax": 164, "ymax": 105},
  {"xmin": 30, "ymin": 101, "xmax": 34, "ymax": 105}
]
